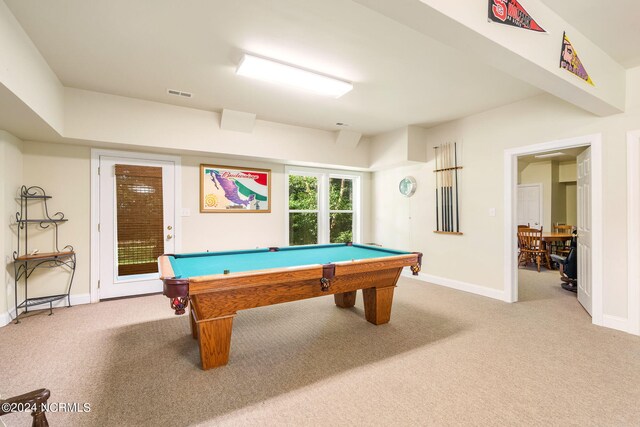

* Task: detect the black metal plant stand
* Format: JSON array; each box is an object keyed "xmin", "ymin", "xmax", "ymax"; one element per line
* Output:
[{"xmin": 12, "ymin": 186, "xmax": 76, "ymax": 323}]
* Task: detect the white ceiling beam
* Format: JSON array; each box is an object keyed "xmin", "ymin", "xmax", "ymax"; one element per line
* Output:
[
  {"xmin": 62, "ymin": 88, "xmax": 371, "ymax": 170},
  {"xmin": 369, "ymin": 125, "xmax": 427, "ymax": 170},
  {"xmin": 335, "ymin": 129, "xmax": 362, "ymax": 148},
  {"xmin": 354, "ymin": 0, "xmax": 625, "ymax": 116},
  {"xmin": 0, "ymin": 0, "xmax": 65, "ymax": 133},
  {"xmin": 220, "ymin": 109, "xmax": 256, "ymax": 133}
]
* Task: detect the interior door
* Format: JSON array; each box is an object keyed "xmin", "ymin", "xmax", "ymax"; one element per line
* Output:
[
  {"xmin": 99, "ymin": 156, "xmax": 176, "ymax": 299},
  {"xmin": 517, "ymin": 184, "xmax": 542, "ymax": 229},
  {"xmin": 577, "ymin": 147, "xmax": 592, "ymax": 316}
]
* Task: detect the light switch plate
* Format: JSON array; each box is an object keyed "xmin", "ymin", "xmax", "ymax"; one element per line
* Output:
[
  {"xmin": 489, "ymin": 208, "xmax": 496, "ymax": 217},
  {"xmin": 181, "ymin": 208, "xmax": 191, "ymax": 217}
]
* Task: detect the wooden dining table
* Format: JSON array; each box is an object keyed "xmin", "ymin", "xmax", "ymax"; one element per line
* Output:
[{"xmin": 541, "ymin": 232, "xmax": 573, "ymax": 257}]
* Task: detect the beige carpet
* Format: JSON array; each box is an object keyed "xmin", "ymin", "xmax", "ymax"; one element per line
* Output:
[{"xmin": 2, "ymin": 271, "xmax": 640, "ymax": 426}]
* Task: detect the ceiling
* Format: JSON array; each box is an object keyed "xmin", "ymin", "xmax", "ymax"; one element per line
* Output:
[
  {"xmin": 518, "ymin": 146, "xmax": 587, "ymax": 165},
  {"xmin": 540, "ymin": 0, "xmax": 640, "ymax": 68},
  {"xmin": 4, "ymin": 0, "xmax": 541, "ymax": 136},
  {"xmin": 6, "ymin": 1, "xmax": 636, "ymax": 138}
]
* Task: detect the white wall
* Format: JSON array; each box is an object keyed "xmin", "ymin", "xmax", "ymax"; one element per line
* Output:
[
  {"xmin": 64, "ymin": 88, "xmax": 371, "ymax": 170},
  {"xmin": 0, "ymin": 130, "xmax": 23, "ymax": 324},
  {"xmin": 371, "ymin": 163, "xmax": 427, "ymax": 251},
  {"xmin": 565, "ymin": 183, "xmax": 577, "ymax": 225},
  {"xmin": 0, "ymin": 1, "xmax": 64, "ymax": 132},
  {"xmin": 17, "ymin": 142, "xmax": 91, "ymax": 304},
  {"xmin": 556, "ymin": 161, "xmax": 578, "ymax": 226},
  {"xmin": 180, "ymin": 156, "xmax": 287, "ymax": 252},
  {"xmin": 181, "ymin": 156, "xmax": 372, "ymax": 252},
  {"xmin": 372, "ymin": 72, "xmax": 640, "ymax": 321},
  {"xmin": 2, "ymin": 141, "xmax": 372, "ymax": 313},
  {"xmin": 559, "ymin": 160, "xmax": 577, "ymax": 182},
  {"xmin": 178, "ymin": 157, "xmax": 371, "ymax": 251}
]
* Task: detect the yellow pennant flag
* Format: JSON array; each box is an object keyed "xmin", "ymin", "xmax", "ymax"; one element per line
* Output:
[{"xmin": 559, "ymin": 32, "xmax": 594, "ymax": 86}]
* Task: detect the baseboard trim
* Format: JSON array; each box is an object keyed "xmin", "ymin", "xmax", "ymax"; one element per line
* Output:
[
  {"xmin": 402, "ymin": 270, "xmax": 508, "ymax": 302},
  {"xmin": 601, "ymin": 314, "xmax": 634, "ymax": 335},
  {"xmin": 0, "ymin": 293, "xmax": 91, "ymax": 327},
  {"xmin": 0, "ymin": 311, "xmax": 10, "ymax": 328}
]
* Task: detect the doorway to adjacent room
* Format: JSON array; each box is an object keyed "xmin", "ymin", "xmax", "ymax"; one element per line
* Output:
[
  {"xmin": 515, "ymin": 147, "xmax": 590, "ymax": 314},
  {"xmin": 504, "ymin": 134, "xmax": 603, "ymax": 325}
]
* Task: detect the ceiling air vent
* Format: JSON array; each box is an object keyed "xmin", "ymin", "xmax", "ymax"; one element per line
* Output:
[{"xmin": 167, "ymin": 89, "xmax": 193, "ymax": 98}]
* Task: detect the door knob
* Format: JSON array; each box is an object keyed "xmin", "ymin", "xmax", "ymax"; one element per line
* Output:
[
  {"xmin": 167, "ymin": 234, "xmax": 173, "ymax": 240},
  {"xmin": 167, "ymin": 225, "xmax": 173, "ymax": 230}
]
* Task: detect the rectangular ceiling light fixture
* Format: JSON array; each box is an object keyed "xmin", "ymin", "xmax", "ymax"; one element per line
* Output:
[
  {"xmin": 236, "ymin": 54, "xmax": 353, "ymax": 98},
  {"xmin": 534, "ymin": 152, "xmax": 565, "ymax": 159}
]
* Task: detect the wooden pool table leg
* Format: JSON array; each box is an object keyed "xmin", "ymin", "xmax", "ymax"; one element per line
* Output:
[
  {"xmin": 197, "ymin": 314, "xmax": 235, "ymax": 370},
  {"xmin": 362, "ymin": 286, "xmax": 395, "ymax": 325},
  {"xmin": 334, "ymin": 291, "xmax": 357, "ymax": 308},
  {"xmin": 190, "ymin": 308, "xmax": 198, "ymax": 340}
]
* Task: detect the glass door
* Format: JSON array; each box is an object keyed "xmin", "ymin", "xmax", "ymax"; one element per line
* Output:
[{"xmin": 99, "ymin": 156, "xmax": 176, "ymax": 299}]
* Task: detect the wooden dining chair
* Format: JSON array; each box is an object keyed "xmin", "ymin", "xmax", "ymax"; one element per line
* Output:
[
  {"xmin": 518, "ymin": 227, "xmax": 551, "ymax": 272},
  {"xmin": 516, "ymin": 224, "xmax": 530, "ymax": 255},
  {"xmin": 553, "ymin": 224, "xmax": 573, "ymax": 256},
  {"xmin": 554, "ymin": 224, "xmax": 573, "ymax": 233},
  {"xmin": 517, "ymin": 226, "xmax": 536, "ymax": 267}
]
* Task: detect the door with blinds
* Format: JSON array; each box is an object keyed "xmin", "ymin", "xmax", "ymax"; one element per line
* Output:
[{"xmin": 99, "ymin": 156, "xmax": 176, "ymax": 299}]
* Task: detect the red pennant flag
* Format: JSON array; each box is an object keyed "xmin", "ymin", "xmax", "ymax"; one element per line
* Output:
[{"xmin": 488, "ymin": 0, "xmax": 545, "ymax": 33}]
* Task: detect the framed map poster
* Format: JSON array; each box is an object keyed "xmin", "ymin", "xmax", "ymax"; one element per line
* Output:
[{"xmin": 200, "ymin": 164, "xmax": 271, "ymax": 213}]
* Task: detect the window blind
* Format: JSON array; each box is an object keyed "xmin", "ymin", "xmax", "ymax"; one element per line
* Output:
[{"xmin": 115, "ymin": 165, "xmax": 164, "ymax": 276}]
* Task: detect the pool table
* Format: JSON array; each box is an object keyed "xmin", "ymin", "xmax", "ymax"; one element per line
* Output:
[{"xmin": 159, "ymin": 243, "xmax": 422, "ymax": 370}]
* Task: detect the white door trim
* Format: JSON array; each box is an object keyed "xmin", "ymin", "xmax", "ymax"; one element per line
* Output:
[
  {"xmin": 90, "ymin": 149, "xmax": 182, "ymax": 303},
  {"xmin": 517, "ymin": 183, "xmax": 543, "ymax": 229},
  {"xmin": 627, "ymin": 130, "xmax": 640, "ymax": 335},
  {"xmin": 504, "ymin": 134, "xmax": 603, "ymax": 326}
]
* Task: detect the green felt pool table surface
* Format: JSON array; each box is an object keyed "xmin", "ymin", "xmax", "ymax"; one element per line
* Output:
[{"xmin": 168, "ymin": 243, "xmax": 411, "ymax": 278}]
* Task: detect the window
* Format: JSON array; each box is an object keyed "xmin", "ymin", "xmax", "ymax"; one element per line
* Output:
[
  {"xmin": 329, "ymin": 176, "xmax": 354, "ymax": 243},
  {"xmin": 286, "ymin": 167, "xmax": 361, "ymax": 245},
  {"xmin": 288, "ymin": 174, "xmax": 319, "ymax": 245}
]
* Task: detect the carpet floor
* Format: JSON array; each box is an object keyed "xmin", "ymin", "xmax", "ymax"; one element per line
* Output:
[{"xmin": 1, "ymin": 270, "xmax": 640, "ymax": 426}]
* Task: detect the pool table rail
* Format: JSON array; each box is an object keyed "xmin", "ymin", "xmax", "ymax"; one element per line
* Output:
[{"xmin": 159, "ymin": 253, "xmax": 420, "ymax": 296}]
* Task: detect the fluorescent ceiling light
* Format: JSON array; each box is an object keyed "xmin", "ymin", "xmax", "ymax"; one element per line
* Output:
[
  {"xmin": 236, "ymin": 54, "xmax": 353, "ymax": 98},
  {"xmin": 534, "ymin": 152, "xmax": 565, "ymax": 159}
]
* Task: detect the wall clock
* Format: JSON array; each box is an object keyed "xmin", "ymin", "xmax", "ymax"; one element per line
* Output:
[{"xmin": 399, "ymin": 176, "xmax": 417, "ymax": 197}]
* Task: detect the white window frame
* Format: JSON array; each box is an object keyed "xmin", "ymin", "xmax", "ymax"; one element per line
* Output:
[{"xmin": 285, "ymin": 166, "xmax": 362, "ymax": 245}]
